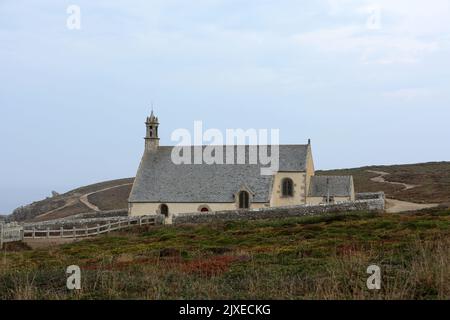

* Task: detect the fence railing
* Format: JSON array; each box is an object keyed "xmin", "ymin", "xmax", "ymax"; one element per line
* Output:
[
  {"xmin": 0, "ymin": 223, "xmax": 24, "ymax": 248},
  {"xmin": 23, "ymin": 216, "xmax": 157, "ymax": 239}
]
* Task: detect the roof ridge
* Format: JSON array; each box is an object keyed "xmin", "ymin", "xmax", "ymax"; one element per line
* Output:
[{"xmin": 157, "ymin": 144, "xmax": 309, "ymax": 148}]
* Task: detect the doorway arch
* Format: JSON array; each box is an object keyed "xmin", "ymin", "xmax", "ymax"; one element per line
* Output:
[
  {"xmin": 159, "ymin": 204, "xmax": 169, "ymax": 217},
  {"xmin": 238, "ymin": 191, "xmax": 250, "ymax": 209}
]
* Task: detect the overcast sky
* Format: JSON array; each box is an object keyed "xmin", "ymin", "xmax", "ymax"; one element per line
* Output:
[{"xmin": 1, "ymin": 0, "xmax": 450, "ymax": 213}]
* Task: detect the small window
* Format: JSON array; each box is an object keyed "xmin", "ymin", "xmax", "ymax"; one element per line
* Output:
[
  {"xmin": 198, "ymin": 205, "xmax": 211, "ymax": 212},
  {"xmin": 282, "ymin": 178, "xmax": 294, "ymax": 197},
  {"xmin": 239, "ymin": 191, "xmax": 250, "ymax": 209}
]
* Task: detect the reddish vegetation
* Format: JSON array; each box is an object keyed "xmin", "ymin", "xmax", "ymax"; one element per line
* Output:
[
  {"xmin": 335, "ymin": 243, "xmax": 363, "ymax": 256},
  {"xmin": 180, "ymin": 255, "xmax": 239, "ymax": 276},
  {"xmin": 80, "ymin": 254, "xmax": 241, "ymax": 276},
  {"xmin": 2, "ymin": 242, "xmax": 31, "ymax": 252}
]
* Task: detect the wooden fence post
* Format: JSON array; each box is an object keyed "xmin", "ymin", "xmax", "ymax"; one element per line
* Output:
[
  {"xmin": 60, "ymin": 227, "xmax": 64, "ymax": 238},
  {"xmin": 32, "ymin": 227, "xmax": 35, "ymax": 239},
  {"xmin": 73, "ymin": 226, "xmax": 76, "ymax": 238},
  {"xmin": 96, "ymin": 224, "xmax": 100, "ymax": 234},
  {"xmin": 85, "ymin": 226, "xmax": 88, "ymax": 236},
  {"xmin": 46, "ymin": 227, "xmax": 50, "ymax": 239}
]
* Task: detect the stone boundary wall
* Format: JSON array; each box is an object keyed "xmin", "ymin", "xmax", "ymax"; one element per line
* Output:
[
  {"xmin": 67, "ymin": 209, "xmax": 129, "ymax": 220},
  {"xmin": 172, "ymin": 199, "xmax": 385, "ymax": 225},
  {"xmin": 356, "ymin": 192, "xmax": 385, "ymax": 201}
]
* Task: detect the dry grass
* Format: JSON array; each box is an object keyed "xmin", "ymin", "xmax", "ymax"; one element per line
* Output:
[
  {"xmin": 87, "ymin": 184, "xmax": 132, "ymax": 211},
  {"xmin": 1, "ymin": 209, "xmax": 449, "ymax": 300}
]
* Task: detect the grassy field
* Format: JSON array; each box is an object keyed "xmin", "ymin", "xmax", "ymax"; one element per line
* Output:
[{"xmin": 1, "ymin": 208, "xmax": 449, "ymax": 300}]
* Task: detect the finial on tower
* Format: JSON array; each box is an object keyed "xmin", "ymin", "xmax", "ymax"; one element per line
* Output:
[
  {"xmin": 308, "ymin": 138, "xmax": 311, "ymax": 145},
  {"xmin": 150, "ymin": 101, "xmax": 155, "ymax": 117}
]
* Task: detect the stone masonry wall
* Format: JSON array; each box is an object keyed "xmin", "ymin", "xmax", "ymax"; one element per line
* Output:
[
  {"xmin": 171, "ymin": 198, "xmax": 385, "ymax": 225},
  {"xmin": 355, "ymin": 192, "xmax": 385, "ymax": 201}
]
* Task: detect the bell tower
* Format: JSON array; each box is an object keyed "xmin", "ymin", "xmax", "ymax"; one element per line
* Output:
[{"xmin": 145, "ymin": 110, "xmax": 159, "ymax": 151}]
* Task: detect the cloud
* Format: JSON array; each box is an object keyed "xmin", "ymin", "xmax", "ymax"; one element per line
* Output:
[
  {"xmin": 382, "ymin": 88, "xmax": 436, "ymax": 101},
  {"xmin": 309, "ymin": 0, "xmax": 450, "ymax": 64},
  {"xmin": 292, "ymin": 26, "xmax": 439, "ymax": 64},
  {"xmin": 327, "ymin": 0, "xmax": 450, "ymax": 37},
  {"xmin": 291, "ymin": 0, "xmax": 450, "ymax": 65}
]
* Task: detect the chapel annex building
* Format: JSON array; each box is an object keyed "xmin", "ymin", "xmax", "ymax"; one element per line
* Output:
[{"xmin": 128, "ymin": 112, "xmax": 355, "ymax": 218}]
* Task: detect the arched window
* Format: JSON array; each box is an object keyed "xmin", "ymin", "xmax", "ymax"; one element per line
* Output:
[
  {"xmin": 200, "ymin": 207, "xmax": 209, "ymax": 212},
  {"xmin": 239, "ymin": 191, "xmax": 250, "ymax": 209},
  {"xmin": 160, "ymin": 204, "xmax": 169, "ymax": 217},
  {"xmin": 282, "ymin": 178, "xmax": 294, "ymax": 197}
]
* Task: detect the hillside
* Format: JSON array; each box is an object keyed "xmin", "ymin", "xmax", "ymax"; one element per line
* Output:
[
  {"xmin": 318, "ymin": 161, "xmax": 450, "ymax": 204},
  {"xmin": 9, "ymin": 178, "xmax": 134, "ymax": 222},
  {"xmin": 8, "ymin": 161, "xmax": 450, "ymax": 222},
  {"xmin": 1, "ymin": 208, "xmax": 449, "ymax": 299}
]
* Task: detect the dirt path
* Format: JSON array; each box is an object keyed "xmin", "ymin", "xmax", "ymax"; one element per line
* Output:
[
  {"xmin": 36, "ymin": 183, "xmax": 133, "ymax": 219},
  {"xmin": 34, "ymin": 198, "xmax": 79, "ymax": 220},
  {"xmin": 79, "ymin": 194, "xmax": 100, "ymax": 212},
  {"xmin": 367, "ymin": 170, "xmax": 418, "ymax": 190},
  {"xmin": 79, "ymin": 183, "xmax": 133, "ymax": 212},
  {"xmin": 385, "ymin": 199, "xmax": 438, "ymax": 213},
  {"xmin": 367, "ymin": 170, "xmax": 439, "ymax": 213}
]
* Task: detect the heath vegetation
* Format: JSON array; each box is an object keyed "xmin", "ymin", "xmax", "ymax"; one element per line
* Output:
[{"xmin": 1, "ymin": 208, "xmax": 449, "ymax": 299}]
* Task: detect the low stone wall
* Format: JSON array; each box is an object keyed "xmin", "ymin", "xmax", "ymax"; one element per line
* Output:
[
  {"xmin": 356, "ymin": 192, "xmax": 385, "ymax": 201},
  {"xmin": 73, "ymin": 209, "xmax": 128, "ymax": 219},
  {"xmin": 172, "ymin": 199, "xmax": 385, "ymax": 225}
]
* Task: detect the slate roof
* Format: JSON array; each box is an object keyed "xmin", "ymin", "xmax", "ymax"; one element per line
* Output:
[
  {"xmin": 308, "ymin": 176, "xmax": 354, "ymax": 197},
  {"xmin": 129, "ymin": 145, "xmax": 309, "ymax": 203}
]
